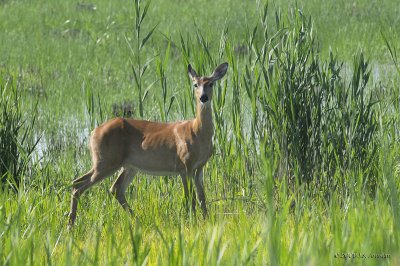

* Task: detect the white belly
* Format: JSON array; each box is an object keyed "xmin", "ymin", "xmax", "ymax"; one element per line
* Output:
[{"xmin": 136, "ymin": 168, "xmax": 180, "ymax": 177}]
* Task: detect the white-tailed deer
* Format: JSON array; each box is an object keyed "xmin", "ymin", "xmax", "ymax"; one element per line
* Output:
[{"xmin": 68, "ymin": 62, "xmax": 228, "ymax": 226}]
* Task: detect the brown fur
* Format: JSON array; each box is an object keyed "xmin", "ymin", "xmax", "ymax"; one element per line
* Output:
[{"xmin": 68, "ymin": 62, "xmax": 228, "ymax": 226}]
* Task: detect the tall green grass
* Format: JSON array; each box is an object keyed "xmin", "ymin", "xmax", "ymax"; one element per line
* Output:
[
  {"xmin": 0, "ymin": 0, "xmax": 399, "ymax": 265},
  {"xmin": 0, "ymin": 72, "xmax": 40, "ymax": 190},
  {"xmin": 244, "ymin": 6, "xmax": 379, "ymax": 193}
]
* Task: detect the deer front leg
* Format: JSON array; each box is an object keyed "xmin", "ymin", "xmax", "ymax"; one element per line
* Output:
[
  {"xmin": 181, "ymin": 172, "xmax": 196, "ymax": 215},
  {"xmin": 195, "ymin": 167, "xmax": 208, "ymax": 218}
]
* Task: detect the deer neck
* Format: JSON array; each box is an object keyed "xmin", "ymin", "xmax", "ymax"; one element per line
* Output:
[{"xmin": 193, "ymin": 101, "xmax": 214, "ymax": 138}]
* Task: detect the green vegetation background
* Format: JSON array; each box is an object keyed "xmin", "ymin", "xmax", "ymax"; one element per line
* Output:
[{"xmin": 1, "ymin": 0, "xmax": 399, "ymax": 265}]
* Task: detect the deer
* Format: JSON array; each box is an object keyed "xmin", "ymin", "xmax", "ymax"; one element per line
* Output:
[{"xmin": 68, "ymin": 62, "xmax": 228, "ymax": 226}]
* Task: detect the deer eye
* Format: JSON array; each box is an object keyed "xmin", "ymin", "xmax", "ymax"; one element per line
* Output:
[
  {"xmin": 194, "ymin": 84, "xmax": 198, "ymax": 88},
  {"xmin": 209, "ymin": 83, "xmax": 214, "ymax": 87}
]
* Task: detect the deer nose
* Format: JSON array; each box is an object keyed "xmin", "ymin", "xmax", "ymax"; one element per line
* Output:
[{"xmin": 200, "ymin": 94, "xmax": 208, "ymax": 103}]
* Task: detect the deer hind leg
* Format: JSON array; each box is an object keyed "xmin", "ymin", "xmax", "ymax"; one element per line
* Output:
[
  {"xmin": 181, "ymin": 172, "xmax": 196, "ymax": 215},
  {"xmin": 195, "ymin": 167, "xmax": 208, "ymax": 218},
  {"xmin": 68, "ymin": 166, "xmax": 118, "ymax": 227},
  {"xmin": 109, "ymin": 167, "xmax": 137, "ymax": 215},
  {"xmin": 69, "ymin": 169, "xmax": 93, "ymax": 226}
]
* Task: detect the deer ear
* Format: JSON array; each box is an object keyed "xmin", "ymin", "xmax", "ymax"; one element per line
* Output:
[
  {"xmin": 188, "ymin": 64, "xmax": 198, "ymax": 80},
  {"xmin": 210, "ymin": 62, "xmax": 228, "ymax": 82}
]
